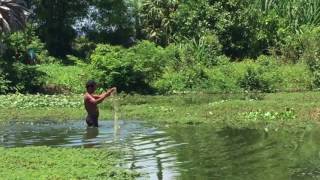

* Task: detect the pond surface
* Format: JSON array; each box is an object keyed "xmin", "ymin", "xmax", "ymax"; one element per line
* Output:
[{"xmin": 1, "ymin": 120, "xmax": 320, "ymax": 180}]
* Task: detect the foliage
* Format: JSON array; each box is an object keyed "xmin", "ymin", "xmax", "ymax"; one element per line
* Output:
[
  {"xmin": 299, "ymin": 27, "xmax": 320, "ymax": 88},
  {"xmin": 0, "ymin": 92, "xmax": 318, "ymax": 131},
  {"xmin": 0, "ymin": 147, "xmax": 137, "ymax": 179},
  {"xmin": 238, "ymin": 56, "xmax": 282, "ymax": 92},
  {"xmin": 251, "ymin": 0, "xmax": 320, "ymax": 32},
  {"xmin": 139, "ymin": 0, "xmax": 178, "ymax": 46},
  {"xmin": 33, "ymin": 0, "xmax": 89, "ymax": 57},
  {"xmin": 240, "ymin": 108, "xmax": 296, "ymax": 123},
  {"xmin": 0, "ymin": 0, "xmax": 29, "ymax": 33},
  {"xmin": 2, "ymin": 0, "xmax": 320, "ymax": 95},
  {"xmin": 154, "ymin": 66, "xmax": 209, "ymax": 94},
  {"xmin": 0, "ymin": 71, "xmax": 10, "ymax": 94},
  {"xmin": 84, "ymin": 0, "xmax": 137, "ymax": 46},
  {"xmin": 3, "ymin": 24, "xmax": 50, "ymax": 64},
  {"xmin": 277, "ymin": 63, "xmax": 313, "ymax": 92},
  {"xmin": 90, "ymin": 41, "xmax": 167, "ymax": 93},
  {"xmin": 72, "ymin": 36, "xmax": 96, "ymax": 60},
  {"xmin": 0, "ymin": 94, "xmax": 82, "ymax": 109},
  {"xmin": 0, "ymin": 62, "xmax": 45, "ymax": 94},
  {"xmin": 37, "ymin": 63, "xmax": 91, "ymax": 94}
]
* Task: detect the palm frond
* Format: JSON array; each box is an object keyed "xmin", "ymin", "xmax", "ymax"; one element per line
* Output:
[{"xmin": 0, "ymin": 0, "xmax": 29, "ymax": 33}]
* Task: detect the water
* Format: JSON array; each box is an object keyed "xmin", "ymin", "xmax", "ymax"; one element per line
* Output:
[{"xmin": 1, "ymin": 121, "xmax": 320, "ymax": 180}]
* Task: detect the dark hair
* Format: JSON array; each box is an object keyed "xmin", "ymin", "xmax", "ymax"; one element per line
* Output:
[{"xmin": 86, "ymin": 80, "xmax": 97, "ymax": 88}]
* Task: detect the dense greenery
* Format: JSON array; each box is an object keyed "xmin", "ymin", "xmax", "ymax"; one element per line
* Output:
[
  {"xmin": 1, "ymin": 0, "xmax": 320, "ymax": 94},
  {"xmin": 5, "ymin": 1, "xmax": 320, "ymax": 178},
  {"xmin": 0, "ymin": 147, "xmax": 137, "ymax": 179}
]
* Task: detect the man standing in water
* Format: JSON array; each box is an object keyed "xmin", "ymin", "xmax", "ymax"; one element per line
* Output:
[{"xmin": 84, "ymin": 80, "xmax": 116, "ymax": 127}]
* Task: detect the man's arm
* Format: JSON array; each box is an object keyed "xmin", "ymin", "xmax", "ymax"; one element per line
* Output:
[
  {"xmin": 87, "ymin": 87, "xmax": 116, "ymax": 104},
  {"xmin": 86, "ymin": 94, "xmax": 108, "ymax": 105},
  {"xmin": 92, "ymin": 87, "xmax": 116, "ymax": 99}
]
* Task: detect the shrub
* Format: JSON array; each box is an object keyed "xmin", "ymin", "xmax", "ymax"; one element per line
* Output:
[
  {"xmin": 37, "ymin": 63, "xmax": 91, "ymax": 94},
  {"xmin": 154, "ymin": 66, "xmax": 209, "ymax": 94},
  {"xmin": 0, "ymin": 73, "xmax": 10, "ymax": 94},
  {"xmin": 3, "ymin": 25, "xmax": 53, "ymax": 64},
  {"xmin": 278, "ymin": 63, "xmax": 312, "ymax": 91},
  {"xmin": 3, "ymin": 63, "xmax": 45, "ymax": 93},
  {"xmin": 153, "ymin": 40, "xmax": 219, "ymax": 94},
  {"xmin": 239, "ymin": 67, "xmax": 270, "ymax": 92},
  {"xmin": 206, "ymin": 65, "xmax": 241, "ymax": 93},
  {"xmin": 238, "ymin": 56, "xmax": 282, "ymax": 92},
  {"xmin": 72, "ymin": 36, "xmax": 96, "ymax": 60},
  {"xmin": 90, "ymin": 41, "xmax": 167, "ymax": 94},
  {"xmin": 300, "ymin": 27, "xmax": 320, "ymax": 88}
]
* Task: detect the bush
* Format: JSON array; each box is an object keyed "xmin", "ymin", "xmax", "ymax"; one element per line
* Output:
[
  {"xmin": 206, "ymin": 64, "xmax": 241, "ymax": 93},
  {"xmin": 90, "ymin": 41, "xmax": 168, "ymax": 94},
  {"xmin": 3, "ymin": 63, "xmax": 45, "ymax": 93},
  {"xmin": 239, "ymin": 67, "xmax": 270, "ymax": 92},
  {"xmin": 153, "ymin": 40, "xmax": 220, "ymax": 94},
  {"xmin": 278, "ymin": 63, "xmax": 312, "ymax": 91},
  {"xmin": 0, "ymin": 72, "xmax": 10, "ymax": 94},
  {"xmin": 3, "ymin": 25, "xmax": 53, "ymax": 64},
  {"xmin": 37, "ymin": 63, "xmax": 91, "ymax": 94},
  {"xmin": 238, "ymin": 56, "xmax": 283, "ymax": 92},
  {"xmin": 72, "ymin": 36, "xmax": 96, "ymax": 60},
  {"xmin": 299, "ymin": 27, "xmax": 320, "ymax": 88},
  {"xmin": 154, "ymin": 66, "xmax": 209, "ymax": 94}
]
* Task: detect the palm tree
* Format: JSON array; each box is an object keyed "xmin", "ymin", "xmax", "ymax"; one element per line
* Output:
[{"xmin": 0, "ymin": 0, "xmax": 29, "ymax": 33}]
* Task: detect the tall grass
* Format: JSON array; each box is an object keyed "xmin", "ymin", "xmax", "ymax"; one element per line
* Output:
[{"xmin": 252, "ymin": 0, "xmax": 320, "ymax": 31}]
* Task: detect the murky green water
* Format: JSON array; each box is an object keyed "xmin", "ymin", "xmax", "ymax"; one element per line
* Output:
[{"xmin": 1, "ymin": 121, "xmax": 320, "ymax": 180}]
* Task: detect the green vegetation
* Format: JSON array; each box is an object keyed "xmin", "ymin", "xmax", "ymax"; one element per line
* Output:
[
  {"xmin": 37, "ymin": 63, "xmax": 91, "ymax": 94},
  {"xmin": 1, "ymin": 0, "xmax": 320, "ymax": 95},
  {"xmin": 5, "ymin": 1, "xmax": 320, "ymax": 179},
  {"xmin": 0, "ymin": 147, "xmax": 137, "ymax": 179},
  {"xmin": 1, "ymin": 92, "xmax": 319, "ymax": 130}
]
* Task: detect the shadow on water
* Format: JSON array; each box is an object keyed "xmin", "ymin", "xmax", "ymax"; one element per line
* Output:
[{"xmin": 1, "ymin": 121, "xmax": 320, "ymax": 179}]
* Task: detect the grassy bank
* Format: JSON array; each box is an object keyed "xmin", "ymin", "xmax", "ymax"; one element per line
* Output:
[
  {"xmin": 0, "ymin": 147, "xmax": 137, "ymax": 179},
  {"xmin": 1, "ymin": 92, "xmax": 320, "ymax": 130}
]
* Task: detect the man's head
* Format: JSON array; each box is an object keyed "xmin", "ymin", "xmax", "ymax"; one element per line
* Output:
[{"xmin": 86, "ymin": 80, "xmax": 97, "ymax": 93}]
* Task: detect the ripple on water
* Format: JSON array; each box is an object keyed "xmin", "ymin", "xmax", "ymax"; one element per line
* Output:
[{"xmin": 1, "ymin": 121, "xmax": 320, "ymax": 180}]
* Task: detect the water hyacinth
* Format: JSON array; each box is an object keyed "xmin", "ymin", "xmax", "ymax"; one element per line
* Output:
[
  {"xmin": 0, "ymin": 94, "xmax": 83, "ymax": 109},
  {"xmin": 240, "ymin": 108, "xmax": 297, "ymax": 123}
]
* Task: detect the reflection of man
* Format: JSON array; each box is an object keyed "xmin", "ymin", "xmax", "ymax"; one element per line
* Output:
[
  {"xmin": 84, "ymin": 80, "xmax": 116, "ymax": 127},
  {"xmin": 85, "ymin": 127, "xmax": 99, "ymax": 139},
  {"xmin": 83, "ymin": 127, "xmax": 99, "ymax": 148}
]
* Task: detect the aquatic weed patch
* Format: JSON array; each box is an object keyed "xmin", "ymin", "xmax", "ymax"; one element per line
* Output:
[
  {"xmin": 0, "ymin": 92, "xmax": 320, "ymax": 129},
  {"xmin": 240, "ymin": 108, "xmax": 297, "ymax": 122},
  {"xmin": 233, "ymin": 108, "xmax": 298, "ymax": 130},
  {"xmin": 0, "ymin": 94, "xmax": 82, "ymax": 109},
  {"xmin": 0, "ymin": 147, "xmax": 137, "ymax": 180}
]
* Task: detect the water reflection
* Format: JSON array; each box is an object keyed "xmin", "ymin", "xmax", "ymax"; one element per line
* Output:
[
  {"xmin": 0, "ymin": 121, "xmax": 320, "ymax": 180},
  {"xmin": 83, "ymin": 127, "xmax": 99, "ymax": 148},
  {"xmin": 84, "ymin": 127, "xmax": 99, "ymax": 139}
]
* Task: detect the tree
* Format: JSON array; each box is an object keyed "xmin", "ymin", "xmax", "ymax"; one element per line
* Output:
[
  {"xmin": 0, "ymin": 0, "xmax": 29, "ymax": 33},
  {"xmin": 83, "ymin": 0, "xmax": 137, "ymax": 46},
  {"xmin": 139, "ymin": 0, "xmax": 178, "ymax": 46},
  {"xmin": 33, "ymin": 0, "xmax": 89, "ymax": 58}
]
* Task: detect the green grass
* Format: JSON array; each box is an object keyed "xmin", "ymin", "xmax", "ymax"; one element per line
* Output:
[
  {"xmin": 0, "ymin": 147, "xmax": 137, "ymax": 180},
  {"xmin": 1, "ymin": 92, "xmax": 320, "ymax": 130},
  {"xmin": 37, "ymin": 63, "xmax": 91, "ymax": 94}
]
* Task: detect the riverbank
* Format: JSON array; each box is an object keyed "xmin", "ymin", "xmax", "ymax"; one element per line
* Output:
[
  {"xmin": 1, "ymin": 92, "xmax": 320, "ymax": 179},
  {"xmin": 0, "ymin": 147, "xmax": 137, "ymax": 179},
  {"xmin": 1, "ymin": 92, "xmax": 320, "ymax": 130}
]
